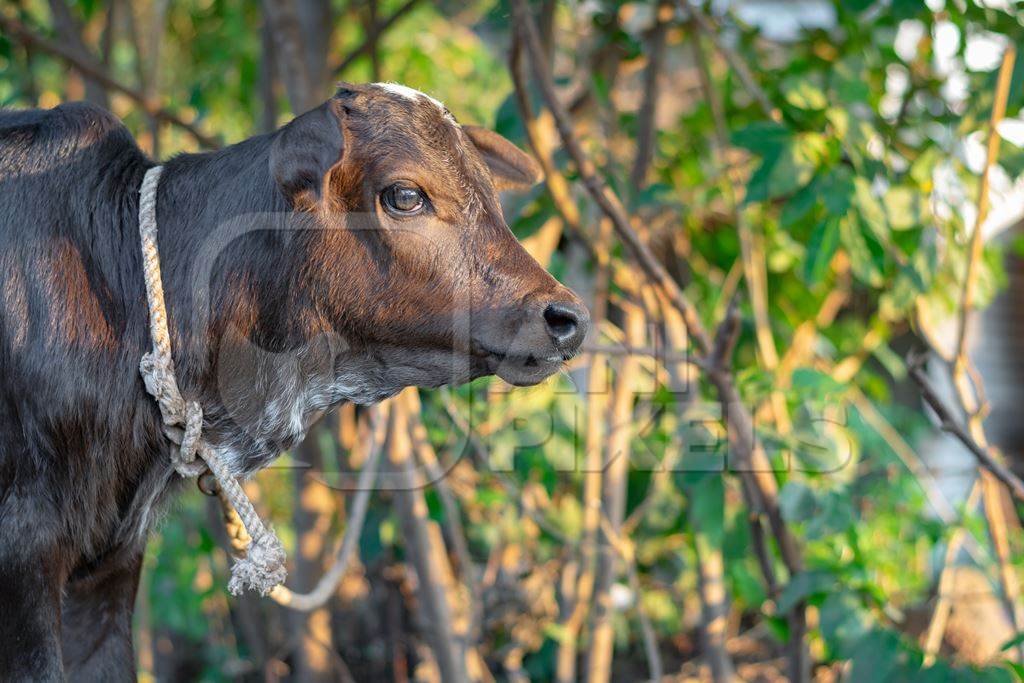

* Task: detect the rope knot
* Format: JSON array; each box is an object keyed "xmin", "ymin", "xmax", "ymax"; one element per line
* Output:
[
  {"xmin": 139, "ymin": 351, "xmax": 186, "ymax": 424},
  {"xmin": 227, "ymin": 530, "xmax": 288, "ymax": 596},
  {"xmin": 169, "ymin": 401, "xmax": 206, "ymax": 478}
]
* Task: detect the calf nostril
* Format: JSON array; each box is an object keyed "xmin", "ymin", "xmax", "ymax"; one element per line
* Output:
[{"xmin": 543, "ymin": 303, "xmax": 581, "ymax": 347}]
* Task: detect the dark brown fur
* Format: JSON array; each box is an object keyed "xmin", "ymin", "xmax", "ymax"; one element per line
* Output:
[{"xmin": 0, "ymin": 84, "xmax": 587, "ymax": 681}]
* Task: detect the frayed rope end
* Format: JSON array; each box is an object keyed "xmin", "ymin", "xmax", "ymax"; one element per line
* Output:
[{"xmin": 227, "ymin": 531, "xmax": 287, "ymax": 596}]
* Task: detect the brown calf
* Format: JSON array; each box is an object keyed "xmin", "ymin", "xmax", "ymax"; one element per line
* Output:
[{"xmin": 0, "ymin": 83, "xmax": 587, "ymax": 680}]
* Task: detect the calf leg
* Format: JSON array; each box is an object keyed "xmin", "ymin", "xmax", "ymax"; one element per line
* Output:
[
  {"xmin": 0, "ymin": 554, "xmax": 64, "ymax": 682},
  {"xmin": 61, "ymin": 551, "xmax": 144, "ymax": 683}
]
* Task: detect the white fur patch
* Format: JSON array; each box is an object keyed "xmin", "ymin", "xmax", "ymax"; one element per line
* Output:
[{"xmin": 374, "ymin": 82, "xmax": 450, "ymax": 116}]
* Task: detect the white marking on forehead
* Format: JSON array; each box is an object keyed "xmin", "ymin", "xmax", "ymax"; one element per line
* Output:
[{"xmin": 374, "ymin": 82, "xmax": 452, "ymax": 118}]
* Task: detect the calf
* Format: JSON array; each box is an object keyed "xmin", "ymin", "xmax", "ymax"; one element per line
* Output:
[{"xmin": 0, "ymin": 82, "xmax": 587, "ymax": 681}]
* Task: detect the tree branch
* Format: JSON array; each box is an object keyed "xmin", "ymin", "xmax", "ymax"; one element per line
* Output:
[
  {"xmin": 330, "ymin": 0, "xmax": 420, "ymax": 79},
  {"xmin": 47, "ymin": 0, "xmax": 109, "ymax": 107},
  {"xmin": 586, "ymin": 303, "xmax": 643, "ymax": 683},
  {"xmin": 956, "ymin": 45, "xmax": 1016, "ymax": 362},
  {"xmin": 684, "ymin": 3, "xmax": 781, "ymax": 121},
  {"xmin": 511, "ymin": 0, "xmax": 710, "ymax": 355},
  {"xmin": 908, "ymin": 357, "xmax": 1024, "ymax": 503},
  {"xmin": 914, "ymin": 45, "xmax": 1024, "ymax": 659},
  {"xmin": 0, "ymin": 13, "xmax": 220, "ymax": 149},
  {"xmin": 511, "ymin": 3, "xmax": 808, "ymax": 679},
  {"xmin": 387, "ymin": 395, "xmax": 470, "ymax": 683},
  {"xmin": 629, "ymin": 0, "xmax": 672, "ymax": 192}
]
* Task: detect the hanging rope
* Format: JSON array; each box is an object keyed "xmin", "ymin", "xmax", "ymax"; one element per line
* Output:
[
  {"xmin": 197, "ymin": 403, "xmax": 387, "ymax": 611},
  {"xmin": 198, "ymin": 405, "xmax": 385, "ymax": 611},
  {"xmin": 268, "ymin": 403, "xmax": 387, "ymax": 610},
  {"xmin": 137, "ymin": 165, "xmax": 287, "ymax": 596}
]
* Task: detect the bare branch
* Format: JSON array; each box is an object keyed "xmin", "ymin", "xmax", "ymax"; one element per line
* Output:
[
  {"xmin": 511, "ymin": 4, "xmax": 808, "ymax": 677},
  {"xmin": 661, "ymin": 301, "xmax": 736, "ymax": 682},
  {"xmin": 709, "ymin": 295, "xmax": 741, "ymax": 371},
  {"xmin": 956, "ymin": 45, "xmax": 1016, "ymax": 362},
  {"xmin": 684, "ymin": 3, "xmax": 781, "ymax": 121},
  {"xmin": 914, "ymin": 46, "xmax": 1024, "ymax": 659},
  {"xmin": 908, "ymin": 357, "xmax": 1024, "ymax": 503},
  {"xmin": 586, "ymin": 304, "xmax": 643, "ymax": 683},
  {"xmin": 511, "ymin": 0, "xmax": 711, "ymax": 355},
  {"xmin": 387, "ymin": 395, "xmax": 471, "ymax": 683},
  {"xmin": 258, "ymin": 15, "xmax": 280, "ymax": 134},
  {"xmin": 404, "ymin": 390, "xmax": 484, "ymax": 641},
  {"xmin": 629, "ymin": 0, "xmax": 672, "ymax": 192},
  {"xmin": 365, "ymin": 0, "xmax": 382, "ymax": 82},
  {"xmin": 331, "ymin": 0, "xmax": 420, "ymax": 79},
  {"xmin": 627, "ymin": 560, "xmax": 665, "ymax": 682},
  {"xmin": 47, "ymin": 0, "xmax": 109, "ymax": 107},
  {"xmin": 0, "ymin": 13, "xmax": 220, "ymax": 149},
  {"xmin": 921, "ymin": 483, "xmax": 982, "ymax": 662}
]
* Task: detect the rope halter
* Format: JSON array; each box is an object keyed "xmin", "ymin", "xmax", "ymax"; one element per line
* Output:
[{"xmin": 137, "ymin": 165, "xmax": 286, "ymax": 595}]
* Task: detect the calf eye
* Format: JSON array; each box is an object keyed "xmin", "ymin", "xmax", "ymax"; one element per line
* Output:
[{"xmin": 381, "ymin": 184, "xmax": 427, "ymax": 216}]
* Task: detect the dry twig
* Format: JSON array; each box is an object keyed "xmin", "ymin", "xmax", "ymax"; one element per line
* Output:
[
  {"xmin": 586, "ymin": 304, "xmax": 643, "ymax": 683},
  {"xmin": 388, "ymin": 394, "xmax": 472, "ymax": 683},
  {"xmin": 907, "ymin": 358, "xmax": 1024, "ymax": 503},
  {"xmin": 331, "ymin": 0, "xmax": 421, "ymax": 78},
  {"xmin": 684, "ymin": 3, "xmax": 781, "ymax": 121},
  {"xmin": 630, "ymin": 0, "xmax": 673, "ymax": 192},
  {"xmin": 910, "ymin": 45, "xmax": 1024, "ymax": 662}
]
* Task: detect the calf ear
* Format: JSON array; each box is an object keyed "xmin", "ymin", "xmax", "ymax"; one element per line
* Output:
[
  {"xmin": 270, "ymin": 101, "xmax": 345, "ymax": 209},
  {"xmin": 463, "ymin": 125, "xmax": 542, "ymax": 191}
]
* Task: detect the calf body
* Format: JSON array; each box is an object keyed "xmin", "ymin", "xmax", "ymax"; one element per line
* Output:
[{"xmin": 0, "ymin": 85, "xmax": 586, "ymax": 680}]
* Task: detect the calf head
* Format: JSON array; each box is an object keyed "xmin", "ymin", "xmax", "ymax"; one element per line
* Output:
[{"xmin": 267, "ymin": 83, "xmax": 588, "ymax": 395}]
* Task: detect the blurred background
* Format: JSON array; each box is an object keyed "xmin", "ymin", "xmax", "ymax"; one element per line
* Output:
[{"xmin": 3, "ymin": 0, "xmax": 1024, "ymax": 681}]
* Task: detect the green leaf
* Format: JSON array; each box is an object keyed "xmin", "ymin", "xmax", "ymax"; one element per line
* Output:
[
  {"xmin": 763, "ymin": 615, "xmax": 790, "ymax": 643},
  {"xmin": 831, "ymin": 56, "xmax": 871, "ymax": 104},
  {"xmin": 745, "ymin": 133, "xmax": 826, "ymax": 203},
  {"xmin": 783, "ymin": 76, "xmax": 828, "ymax": 111},
  {"xmin": 819, "ymin": 591, "xmax": 871, "ymax": 657},
  {"xmin": 732, "ymin": 121, "xmax": 791, "ymax": 154},
  {"xmin": 803, "ymin": 217, "xmax": 842, "ymax": 285},
  {"xmin": 1001, "ymin": 632, "xmax": 1024, "ymax": 653},
  {"xmin": 806, "ymin": 491, "xmax": 855, "ymax": 539},
  {"xmin": 848, "ymin": 629, "xmax": 911, "ymax": 681},
  {"xmin": 544, "ymin": 621, "xmax": 572, "ymax": 643},
  {"xmin": 777, "ymin": 570, "xmax": 835, "ymax": 613},
  {"xmin": 779, "ymin": 482, "xmax": 817, "ymax": 522},
  {"xmin": 781, "ymin": 180, "xmax": 820, "ymax": 227},
  {"xmin": 791, "ymin": 368, "xmax": 846, "ymax": 395},
  {"xmin": 820, "ymin": 166, "xmax": 856, "ymax": 216},
  {"xmin": 730, "ymin": 563, "xmax": 767, "ymax": 607},
  {"xmin": 842, "ymin": 216, "xmax": 887, "ymax": 287},
  {"xmin": 853, "ymin": 177, "xmax": 889, "ymax": 239},
  {"xmin": 688, "ymin": 473, "xmax": 725, "ymax": 544},
  {"xmin": 827, "ymin": 107, "xmax": 851, "ymax": 138},
  {"xmin": 890, "ymin": 0, "xmax": 923, "ymax": 19},
  {"xmin": 841, "ymin": 0, "xmax": 875, "ymax": 12},
  {"xmin": 910, "ymin": 147, "xmax": 942, "ymax": 187},
  {"xmin": 872, "ymin": 341, "xmax": 906, "ymax": 380},
  {"xmin": 883, "ymin": 186, "xmax": 920, "ymax": 231}
]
